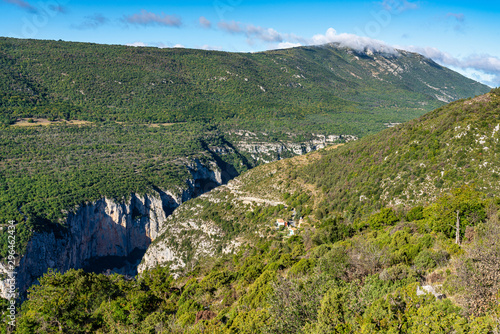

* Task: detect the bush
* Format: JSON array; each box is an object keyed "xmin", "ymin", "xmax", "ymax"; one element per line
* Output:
[
  {"xmin": 318, "ymin": 247, "xmax": 349, "ymax": 279},
  {"xmin": 289, "ymin": 258, "xmax": 316, "ymax": 277},
  {"xmin": 406, "ymin": 206, "xmax": 424, "ymax": 221},
  {"xmin": 366, "ymin": 208, "xmax": 399, "ymax": 230},
  {"xmin": 414, "ymin": 249, "xmax": 449, "ymax": 270},
  {"xmin": 379, "ymin": 263, "xmax": 414, "ymax": 282}
]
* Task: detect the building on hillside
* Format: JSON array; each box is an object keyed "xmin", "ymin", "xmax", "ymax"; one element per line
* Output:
[
  {"xmin": 276, "ymin": 219, "xmax": 287, "ymax": 228},
  {"xmin": 288, "ymin": 227, "xmax": 297, "ymax": 236}
]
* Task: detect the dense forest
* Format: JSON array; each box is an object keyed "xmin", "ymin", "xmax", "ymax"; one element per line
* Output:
[
  {"xmin": 0, "ymin": 37, "xmax": 488, "ymax": 135},
  {"xmin": 0, "ymin": 37, "xmax": 488, "ymax": 261}
]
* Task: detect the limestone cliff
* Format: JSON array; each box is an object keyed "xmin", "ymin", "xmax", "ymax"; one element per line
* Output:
[
  {"xmin": 0, "ymin": 159, "xmax": 223, "ymax": 298},
  {"xmin": 230, "ymin": 131, "xmax": 357, "ymax": 162}
]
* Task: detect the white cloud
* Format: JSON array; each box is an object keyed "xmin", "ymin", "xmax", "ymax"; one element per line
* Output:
[
  {"xmin": 276, "ymin": 42, "xmax": 302, "ymax": 49},
  {"xmin": 311, "ymin": 28, "xmax": 398, "ymax": 55},
  {"xmin": 217, "ymin": 20, "xmax": 243, "ymax": 33},
  {"xmin": 126, "ymin": 42, "xmax": 148, "ymax": 47},
  {"xmin": 217, "ymin": 20, "xmax": 306, "ymax": 45},
  {"xmin": 400, "ymin": 45, "xmax": 500, "ymax": 87},
  {"xmin": 217, "ymin": 21, "xmax": 396, "ymax": 55},
  {"xmin": 125, "ymin": 41, "xmax": 187, "ymax": 49},
  {"xmin": 200, "ymin": 44, "xmax": 223, "ymax": 51},
  {"xmin": 246, "ymin": 25, "xmax": 283, "ymax": 42},
  {"xmin": 452, "ymin": 68, "xmax": 496, "ymax": 86},
  {"xmin": 400, "ymin": 46, "xmax": 457, "ymax": 65},
  {"xmin": 215, "ymin": 18, "xmax": 498, "ymax": 86}
]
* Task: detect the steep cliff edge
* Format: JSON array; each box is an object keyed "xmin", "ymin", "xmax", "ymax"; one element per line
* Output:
[
  {"xmin": 0, "ymin": 159, "xmax": 223, "ymax": 298},
  {"xmin": 137, "ymin": 154, "xmax": 300, "ymax": 276}
]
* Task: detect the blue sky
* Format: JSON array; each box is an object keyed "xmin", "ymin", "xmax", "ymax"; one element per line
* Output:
[{"xmin": 1, "ymin": 0, "xmax": 500, "ymax": 86}]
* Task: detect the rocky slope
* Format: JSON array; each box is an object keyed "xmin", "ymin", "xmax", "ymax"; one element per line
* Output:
[
  {"xmin": 137, "ymin": 175, "xmax": 284, "ymax": 275},
  {"xmin": 229, "ymin": 131, "xmax": 357, "ymax": 162},
  {"xmin": 137, "ymin": 146, "xmax": 329, "ymax": 275}
]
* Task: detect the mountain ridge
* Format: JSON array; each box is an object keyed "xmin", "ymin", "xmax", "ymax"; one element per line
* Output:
[{"xmin": 0, "ymin": 37, "xmax": 489, "ymax": 136}]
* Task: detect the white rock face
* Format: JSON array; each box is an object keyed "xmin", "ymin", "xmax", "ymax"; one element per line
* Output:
[
  {"xmin": 137, "ymin": 203, "xmax": 227, "ymax": 276},
  {"xmin": 0, "ymin": 191, "xmax": 177, "ymax": 299},
  {"xmin": 234, "ymin": 134, "xmax": 357, "ymax": 161},
  {"xmin": 416, "ymin": 285, "xmax": 446, "ymax": 299}
]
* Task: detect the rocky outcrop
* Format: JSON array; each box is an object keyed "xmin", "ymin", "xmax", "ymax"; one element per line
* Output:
[
  {"xmin": 232, "ymin": 132, "xmax": 357, "ymax": 162},
  {"xmin": 137, "ymin": 187, "xmax": 242, "ymax": 276},
  {"xmin": 417, "ymin": 285, "xmax": 446, "ymax": 300},
  {"xmin": 1, "ymin": 192, "xmax": 169, "ymax": 298}
]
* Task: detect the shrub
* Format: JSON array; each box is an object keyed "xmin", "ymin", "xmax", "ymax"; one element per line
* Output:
[{"xmin": 366, "ymin": 208, "xmax": 399, "ymax": 230}]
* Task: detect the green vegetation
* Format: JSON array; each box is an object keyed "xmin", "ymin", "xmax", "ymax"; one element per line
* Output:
[
  {"xmin": 0, "ymin": 37, "xmax": 487, "ymax": 261},
  {"xmin": 0, "ymin": 122, "xmax": 255, "ymax": 259},
  {"xmin": 0, "ymin": 37, "xmax": 497, "ymax": 332},
  {"xmin": 301, "ymin": 90, "xmax": 500, "ymax": 218},
  {"xmin": 0, "ymin": 37, "xmax": 488, "ymax": 135},
  {"xmin": 6, "ymin": 191, "xmax": 500, "ymax": 333}
]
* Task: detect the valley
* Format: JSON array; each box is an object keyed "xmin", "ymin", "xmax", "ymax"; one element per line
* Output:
[{"xmin": 0, "ymin": 37, "xmax": 498, "ymax": 333}]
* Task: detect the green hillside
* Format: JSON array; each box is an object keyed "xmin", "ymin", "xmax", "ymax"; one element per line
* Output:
[
  {"xmin": 301, "ymin": 88, "xmax": 500, "ymax": 218},
  {"xmin": 0, "ymin": 39, "xmax": 497, "ymax": 333},
  {"xmin": 0, "ymin": 38, "xmax": 489, "ymax": 135},
  {"xmin": 0, "ymin": 37, "xmax": 489, "ymax": 260}
]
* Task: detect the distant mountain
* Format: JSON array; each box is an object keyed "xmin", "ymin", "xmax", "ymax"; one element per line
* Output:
[{"xmin": 0, "ymin": 37, "xmax": 489, "ymax": 135}]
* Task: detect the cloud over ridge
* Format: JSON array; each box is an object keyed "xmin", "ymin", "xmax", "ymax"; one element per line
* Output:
[
  {"xmin": 401, "ymin": 45, "xmax": 500, "ymax": 86},
  {"xmin": 311, "ymin": 28, "xmax": 397, "ymax": 55}
]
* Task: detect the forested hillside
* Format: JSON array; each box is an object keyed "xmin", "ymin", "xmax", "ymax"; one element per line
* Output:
[
  {"xmin": 5, "ymin": 90, "xmax": 500, "ymax": 333},
  {"xmin": 0, "ymin": 38, "xmax": 496, "ymax": 333},
  {"xmin": 0, "ymin": 37, "xmax": 488, "ymax": 262},
  {"xmin": 0, "ymin": 37, "xmax": 488, "ymax": 135}
]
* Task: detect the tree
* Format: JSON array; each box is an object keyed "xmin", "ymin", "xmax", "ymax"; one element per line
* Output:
[{"xmin": 314, "ymin": 287, "xmax": 352, "ymax": 333}]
